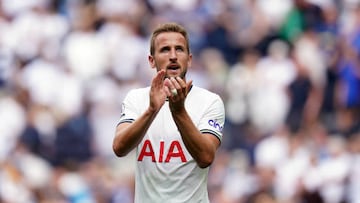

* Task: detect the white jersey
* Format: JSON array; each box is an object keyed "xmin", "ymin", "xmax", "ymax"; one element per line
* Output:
[{"xmin": 118, "ymin": 85, "xmax": 225, "ymax": 203}]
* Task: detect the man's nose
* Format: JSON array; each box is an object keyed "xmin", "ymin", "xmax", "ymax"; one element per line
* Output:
[{"xmin": 169, "ymin": 48, "xmax": 177, "ymax": 60}]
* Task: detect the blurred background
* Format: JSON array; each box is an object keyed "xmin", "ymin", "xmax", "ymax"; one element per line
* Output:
[{"xmin": 0, "ymin": 0, "xmax": 359, "ymax": 202}]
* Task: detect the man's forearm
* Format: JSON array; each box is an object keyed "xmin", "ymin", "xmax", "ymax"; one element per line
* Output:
[
  {"xmin": 171, "ymin": 109, "xmax": 218, "ymax": 168},
  {"xmin": 113, "ymin": 108, "xmax": 158, "ymax": 157}
]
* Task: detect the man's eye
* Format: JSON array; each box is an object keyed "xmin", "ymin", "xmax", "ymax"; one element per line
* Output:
[
  {"xmin": 176, "ymin": 47, "xmax": 184, "ymax": 52},
  {"xmin": 160, "ymin": 47, "xmax": 170, "ymax": 52}
]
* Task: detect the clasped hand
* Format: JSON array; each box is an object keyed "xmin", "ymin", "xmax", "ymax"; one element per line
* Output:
[{"xmin": 149, "ymin": 70, "xmax": 192, "ymax": 113}]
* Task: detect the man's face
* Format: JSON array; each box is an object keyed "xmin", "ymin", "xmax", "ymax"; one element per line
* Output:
[{"xmin": 149, "ymin": 32, "xmax": 192, "ymax": 79}]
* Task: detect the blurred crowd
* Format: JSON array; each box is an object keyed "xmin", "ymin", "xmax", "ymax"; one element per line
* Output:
[{"xmin": 0, "ymin": 0, "xmax": 359, "ymax": 202}]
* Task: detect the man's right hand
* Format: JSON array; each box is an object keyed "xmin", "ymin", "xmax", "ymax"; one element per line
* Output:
[{"xmin": 149, "ymin": 70, "xmax": 167, "ymax": 113}]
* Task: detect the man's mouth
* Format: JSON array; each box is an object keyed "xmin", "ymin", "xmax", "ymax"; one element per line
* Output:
[{"xmin": 167, "ymin": 64, "xmax": 180, "ymax": 70}]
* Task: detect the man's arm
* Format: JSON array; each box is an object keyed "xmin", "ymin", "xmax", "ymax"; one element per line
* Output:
[
  {"xmin": 171, "ymin": 109, "xmax": 221, "ymax": 168},
  {"xmin": 166, "ymin": 77, "xmax": 222, "ymax": 168},
  {"xmin": 113, "ymin": 108, "xmax": 158, "ymax": 157},
  {"xmin": 113, "ymin": 70, "xmax": 168, "ymax": 157}
]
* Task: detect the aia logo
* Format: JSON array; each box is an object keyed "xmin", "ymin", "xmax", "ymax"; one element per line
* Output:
[
  {"xmin": 138, "ymin": 140, "xmax": 187, "ymax": 163},
  {"xmin": 208, "ymin": 119, "xmax": 223, "ymax": 131}
]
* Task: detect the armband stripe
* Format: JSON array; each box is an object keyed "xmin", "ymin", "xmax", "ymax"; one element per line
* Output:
[
  {"xmin": 200, "ymin": 129, "xmax": 222, "ymax": 142},
  {"xmin": 117, "ymin": 119, "xmax": 135, "ymax": 126}
]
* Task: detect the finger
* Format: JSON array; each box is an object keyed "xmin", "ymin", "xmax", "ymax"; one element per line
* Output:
[
  {"xmin": 170, "ymin": 77, "xmax": 181, "ymax": 90},
  {"xmin": 164, "ymin": 78, "xmax": 176, "ymax": 97},
  {"xmin": 175, "ymin": 77, "xmax": 186, "ymax": 88},
  {"xmin": 164, "ymin": 86, "xmax": 171, "ymax": 97},
  {"xmin": 153, "ymin": 70, "xmax": 166, "ymax": 87},
  {"xmin": 165, "ymin": 77, "xmax": 178, "ymax": 96},
  {"xmin": 164, "ymin": 78, "xmax": 174, "ymax": 90},
  {"xmin": 175, "ymin": 77, "xmax": 187, "ymax": 93},
  {"xmin": 156, "ymin": 70, "xmax": 166, "ymax": 80}
]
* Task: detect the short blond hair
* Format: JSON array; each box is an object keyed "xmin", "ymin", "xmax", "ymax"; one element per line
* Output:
[{"xmin": 150, "ymin": 22, "xmax": 190, "ymax": 56}]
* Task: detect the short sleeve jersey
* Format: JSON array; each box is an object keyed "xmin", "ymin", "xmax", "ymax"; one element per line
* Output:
[{"xmin": 118, "ymin": 85, "xmax": 225, "ymax": 203}]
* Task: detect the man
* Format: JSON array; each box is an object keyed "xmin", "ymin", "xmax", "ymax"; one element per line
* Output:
[{"xmin": 113, "ymin": 22, "xmax": 225, "ymax": 203}]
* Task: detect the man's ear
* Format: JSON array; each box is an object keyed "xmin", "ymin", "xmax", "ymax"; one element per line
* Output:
[
  {"xmin": 187, "ymin": 54, "xmax": 192, "ymax": 68},
  {"xmin": 148, "ymin": 55, "xmax": 156, "ymax": 69}
]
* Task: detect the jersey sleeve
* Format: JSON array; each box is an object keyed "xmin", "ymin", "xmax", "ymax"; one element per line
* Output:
[
  {"xmin": 118, "ymin": 90, "xmax": 141, "ymax": 125},
  {"xmin": 198, "ymin": 95, "xmax": 225, "ymax": 142}
]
